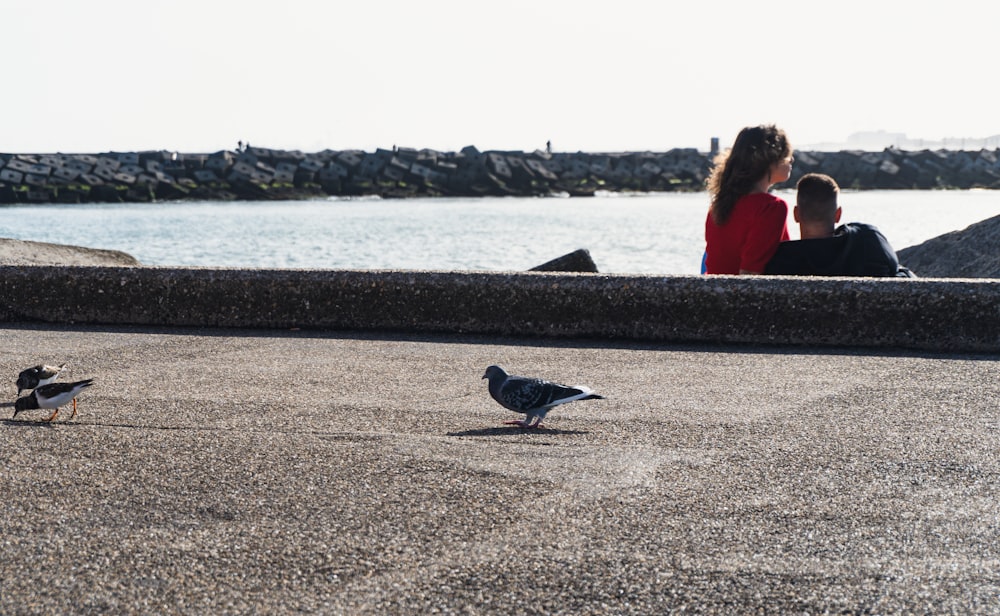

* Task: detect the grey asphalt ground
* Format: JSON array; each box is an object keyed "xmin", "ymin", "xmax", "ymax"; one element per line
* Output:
[{"xmin": 1, "ymin": 324, "xmax": 998, "ymax": 614}]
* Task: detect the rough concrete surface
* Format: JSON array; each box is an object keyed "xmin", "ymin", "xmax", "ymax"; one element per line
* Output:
[{"xmin": 1, "ymin": 324, "xmax": 998, "ymax": 614}]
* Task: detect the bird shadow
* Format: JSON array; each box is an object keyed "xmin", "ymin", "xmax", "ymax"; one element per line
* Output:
[
  {"xmin": 1, "ymin": 418, "xmax": 58, "ymax": 428},
  {"xmin": 447, "ymin": 426, "xmax": 589, "ymax": 437}
]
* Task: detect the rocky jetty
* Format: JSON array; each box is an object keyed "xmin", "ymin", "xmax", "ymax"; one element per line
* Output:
[
  {"xmin": 788, "ymin": 148, "xmax": 1000, "ymax": 190},
  {"xmin": 896, "ymin": 214, "xmax": 1000, "ymax": 278},
  {"xmin": 0, "ymin": 147, "xmax": 708, "ymax": 203},
  {"xmin": 3, "ymin": 146, "xmax": 1000, "ymax": 203}
]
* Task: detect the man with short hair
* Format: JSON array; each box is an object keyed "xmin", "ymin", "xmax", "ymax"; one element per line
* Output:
[{"xmin": 765, "ymin": 173, "xmax": 915, "ymax": 277}]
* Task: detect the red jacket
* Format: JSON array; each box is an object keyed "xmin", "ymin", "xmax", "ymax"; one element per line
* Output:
[{"xmin": 705, "ymin": 192, "xmax": 789, "ymax": 274}]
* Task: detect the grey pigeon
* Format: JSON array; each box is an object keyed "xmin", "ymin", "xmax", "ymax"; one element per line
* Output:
[
  {"xmin": 16, "ymin": 363, "xmax": 66, "ymax": 395},
  {"xmin": 482, "ymin": 364, "xmax": 604, "ymax": 428}
]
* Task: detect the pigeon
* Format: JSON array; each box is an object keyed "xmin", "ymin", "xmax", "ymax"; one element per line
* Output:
[
  {"xmin": 13, "ymin": 379, "xmax": 94, "ymax": 422},
  {"xmin": 16, "ymin": 363, "xmax": 66, "ymax": 395},
  {"xmin": 482, "ymin": 364, "xmax": 604, "ymax": 428}
]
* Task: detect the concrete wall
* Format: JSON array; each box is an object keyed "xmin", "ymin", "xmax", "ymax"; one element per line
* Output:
[{"xmin": 1, "ymin": 265, "xmax": 997, "ymax": 352}]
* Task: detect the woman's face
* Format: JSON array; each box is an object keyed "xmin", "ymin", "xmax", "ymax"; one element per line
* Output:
[{"xmin": 770, "ymin": 153, "xmax": 794, "ymax": 184}]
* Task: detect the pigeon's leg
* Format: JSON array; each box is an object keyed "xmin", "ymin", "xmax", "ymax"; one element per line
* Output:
[
  {"xmin": 528, "ymin": 417, "xmax": 545, "ymax": 429},
  {"xmin": 42, "ymin": 408, "xmax": 60, "ymax": 422},
  {"xmin": 523, "ymin": 410, "xmax": 551, "ymax": 429},
  {"xmin": 504, "ymin": 413, "xmax": 535, "ymax": 428},
  {"xmin": 69, "ymin": 398, "xmax": 78, "ymax": 419},
  {"xmin": 504, "ymin": 414, "xmax": 544, "ymax": 429}
]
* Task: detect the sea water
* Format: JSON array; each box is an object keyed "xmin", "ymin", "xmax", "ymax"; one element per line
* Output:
[{"xmin": 1, "ymin": 190, "xmax": 998, "ymax": 275}]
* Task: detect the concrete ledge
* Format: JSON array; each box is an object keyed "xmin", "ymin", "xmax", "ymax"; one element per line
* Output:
[{"xmin": 1, "ymin": 265, "xmax": 998, "ymax": 352}]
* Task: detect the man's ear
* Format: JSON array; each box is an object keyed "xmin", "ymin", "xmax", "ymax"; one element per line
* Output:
[
  {"xmin": 834, "ymin": 206, "xmax": 842, "ymax": 223},
  {"xmin": 793, "ymin": 205, "xmax": 801, "ymax": 223}
]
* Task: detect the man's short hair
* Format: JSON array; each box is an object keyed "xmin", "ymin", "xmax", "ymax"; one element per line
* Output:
[{"xmin": 796, "ymin": 173, "xmax": 840, "ymax": 223}]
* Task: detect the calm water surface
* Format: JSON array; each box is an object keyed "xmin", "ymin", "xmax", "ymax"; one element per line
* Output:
[{"xmin": 1, "ymin": 191, "xmax": 998, "ymax": 275}]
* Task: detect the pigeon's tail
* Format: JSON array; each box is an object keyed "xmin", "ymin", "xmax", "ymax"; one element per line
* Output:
[{"xmin": 553, "ymin": 387, "xmax": 604, "ymax": 405}]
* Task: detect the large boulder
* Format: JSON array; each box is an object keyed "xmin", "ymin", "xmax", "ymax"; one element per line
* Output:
[
  {"xmin": 896, "ymin": 215, "xmax": 1000, "ymax": 278},
  {"xmin": 529, "ymin": 248, "xmax": 599, "ymax": 273},
  {"xmin": 0, "ymin": 238, "xmax": 140, "ymax": 266}
]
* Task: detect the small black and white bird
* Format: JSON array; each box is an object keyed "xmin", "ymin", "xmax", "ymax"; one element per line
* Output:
[
  {"xmin": 482, "ymin": 364, "xmax": 604, "ymax": 428},
  {"xmin": 16, "ymin": 363, "xmax": 66, "ymax": 395},
  {"xmin": 13, "ymin": 379, "xmax": 94, "ymax": 422}
]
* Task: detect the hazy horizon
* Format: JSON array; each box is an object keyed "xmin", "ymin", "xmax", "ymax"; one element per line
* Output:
[
  {"xmin": 5, "ymin": 130, "xmax": 1000, "ymax": 157},
  {"xmin": 5, "ymin": 1, "xmax": 997, "ymax": 155}
]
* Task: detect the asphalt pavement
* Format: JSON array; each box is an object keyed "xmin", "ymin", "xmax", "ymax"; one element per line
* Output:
[{"xmin": 1, "ymin": 324, "xmax": 998, "ymax": 614}]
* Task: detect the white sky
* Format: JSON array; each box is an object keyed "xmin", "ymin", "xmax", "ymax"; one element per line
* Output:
[{"xmin": 5, "ymin": 1, "xmax": 998, "ymax": 154}]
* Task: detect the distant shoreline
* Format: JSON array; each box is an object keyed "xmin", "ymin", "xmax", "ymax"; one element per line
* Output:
[{"xmin": 2, "ymin": 146, "xmax": 999, "ymax": 204}]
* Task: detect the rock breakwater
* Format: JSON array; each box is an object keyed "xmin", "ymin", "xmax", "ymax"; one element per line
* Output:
[
  {"xmin": 2, "ymin": 145, "xmax": 1000, "ymax": 203},
  {"xmin": 896, "ymin": 214, "xmax": 1000, "ymax": 278}
]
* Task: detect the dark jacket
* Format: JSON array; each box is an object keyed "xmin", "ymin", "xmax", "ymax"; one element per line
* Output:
[{"xmin": 765, "ymin": 222, "xmax": 916, "ymax": 278}]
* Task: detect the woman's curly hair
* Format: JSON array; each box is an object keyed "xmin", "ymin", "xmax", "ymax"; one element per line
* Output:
[{"xmin": 707, "ymin": 125, "xmax": 791, "ymax": 225}]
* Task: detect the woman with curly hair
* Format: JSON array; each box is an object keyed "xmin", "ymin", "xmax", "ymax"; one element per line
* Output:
[{"xmin": 704, "ymin": 124, "xmax": 794, "ymax": 274}]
